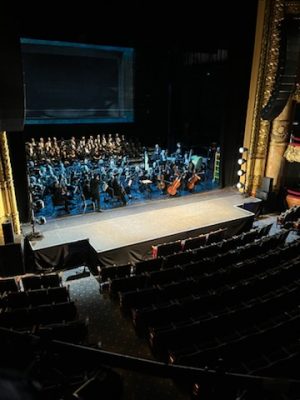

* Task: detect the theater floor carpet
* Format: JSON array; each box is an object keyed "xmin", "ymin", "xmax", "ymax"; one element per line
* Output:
[{"xmin": 22, "ymin": 188, "xmax": 257, "ymax": 260}]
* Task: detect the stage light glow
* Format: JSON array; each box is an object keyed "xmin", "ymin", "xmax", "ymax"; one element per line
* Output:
[
  {"xmin": 238, "ymin": 158, "xmax": 246, "ymax": 165},
  {"xmin": 236, "ymin": 182, "xmax": 245, "ymax": 189},
  {"xmin": 239, "ymin": 147, "xmax": 248, "ymax": 153},
  {"xmin": 237, "ymin": 169, "xmax": 246, "ymax": 176}
]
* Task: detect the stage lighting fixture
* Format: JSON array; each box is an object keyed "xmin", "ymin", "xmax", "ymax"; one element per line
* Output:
[
  {"xmin": 239, "ymin": 147, "xmax": 248, "ymax": 153},
  {"xmin": 236, "ymin": 182, "xmax": 245, "ymax": 190},
  {"xmin": 237, "ymin": 158, "xmax": 246, "ymax": 165},
  {"xmin": 237, "ymin": 169, "xmax": 246, "ymax": 176}
]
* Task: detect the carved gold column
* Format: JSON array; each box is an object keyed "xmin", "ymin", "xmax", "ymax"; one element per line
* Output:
[
  {"xmin": 0, "ymin": 131, "xmax": 21, "ymax": 234},
  {"xmin": 265, "ymin": 96, "xmax": 294, "ymax": 190},
  {"xmin": 243, "ymin": 0, "xmax": 285, "ymax": 195}
]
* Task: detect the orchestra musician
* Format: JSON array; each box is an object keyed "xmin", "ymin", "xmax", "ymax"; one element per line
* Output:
[{"xmin": 90, "ymin": 173, "xmax": 102, "ymax": 212}]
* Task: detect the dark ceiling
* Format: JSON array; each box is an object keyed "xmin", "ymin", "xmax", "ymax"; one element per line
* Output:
[{"xmin": 12, "ymin": 1, "xmax": 258, "ymax": 51}]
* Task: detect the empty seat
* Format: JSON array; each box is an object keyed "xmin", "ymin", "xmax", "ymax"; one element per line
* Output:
[
  {"xmin": 4, "ymin": 291, "xmax": 29, "ymax": 309},
  {"xmin": 21, "ymin": 275, "xmax": 42, "ymax": 291},
  {"xmin": 0, "ymin": 278, "xmax": 18, "ymax": 294},
  {"xmin": 182, "ymin": 234, "xmax": 207, "ymax": 251},
  {"xmin": 134, "ymin": 258, "xmax": 163, "ymax": 275},
  {"xmin": 40, "ymin": 273, "xmax": 61, "ymax": 288},
  {"xmin": 206, "ymin": 228, "xmax": 227, "ymax": 245},
  {"xmin": 47, "ymin": 286, "xmax": 70, "ymax": 304},
  {"xmin": 257, "ymin": 223, "xmax": 273, "ymax": 238},
  {"xmin": 100, "ymin": 264, "xmax": 132, "ymax": 282},
  {"xmin": 36, "ymin": 320, "xmax": 88, "ymax": 343},
  {"xmin": 27, "ymin": 288, "xmax": 49, "ymax": 306},
  {"xmin": 152, "ymin": 241, "xmax": 182, "ymax": 258},
  {"xmin": 162, "ymin": 251, "xmax": 194, "ymax": 269}
]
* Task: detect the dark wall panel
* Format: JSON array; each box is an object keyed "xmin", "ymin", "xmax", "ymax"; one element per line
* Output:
[{"xmin": 0, "ymin": 9, "xmax": 24, "ymax": 131}]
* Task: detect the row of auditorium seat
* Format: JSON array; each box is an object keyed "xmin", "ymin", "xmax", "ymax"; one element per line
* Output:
[
  {"xmin": 152, "ymin": 228, "xmax": 227, "ymax": 258},
  {"xmin": 99, "ymin": 224, "xmax": 274, "ymax": 283},
  {"xmin": 148, "ymin": 268, "xmax": 300, "ymax": 355},
  {"xmin": 107, "ymin": 230, "xmax": 291, "ymax": 297},
  {"xmin": 132, "ymin": 253, "xmax": 300, "ymax": 336},
  {"xmin": 0, "ymin": 301, "xmax": 77, "ymax": 329},
  {"xmin": 0, "ymin": 286, "xmax": 69, "ymax": 309},
  {"xmin": 32, "ymin": 319, "xmax": 88, "ymax": 343},
  {"xmin": 0, "ymin": 272, "xmax": 88, "ymax": 344},
  {"xmin": 0, "ymin": 273, "xmax": 61, "ymax": 295},
  {"xmin": 167, "ymin": 306, "xmax": 300, "ymax": 372}
]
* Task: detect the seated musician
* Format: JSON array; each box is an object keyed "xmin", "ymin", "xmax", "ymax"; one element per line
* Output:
[{"xmin": 174, "ymin": 142, "xmax": 183, "ymax": 160}]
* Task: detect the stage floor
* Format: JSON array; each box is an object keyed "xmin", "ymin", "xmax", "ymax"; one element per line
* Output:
[{"xmin": 22, "ymin": 188, "xmax": 256, "ymax": 254}]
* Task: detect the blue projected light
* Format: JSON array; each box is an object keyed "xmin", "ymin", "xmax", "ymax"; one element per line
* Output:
[{"xmin": 20, "ymin": 38, "xmax": 134, "ymax": 125}]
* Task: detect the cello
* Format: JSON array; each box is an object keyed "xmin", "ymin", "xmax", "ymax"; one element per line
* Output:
[
  {"xmin": 156, "ymin": 166, "xmax": 166, "ymax": 190},
  {"xmin": 187, "ymin": 173, "xmax": 201, "ymax": 191},
  {"xmin": 167, "ymin": 172, "xmax": 184, "ymax": 196}
]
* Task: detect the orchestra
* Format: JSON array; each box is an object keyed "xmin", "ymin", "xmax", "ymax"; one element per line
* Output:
[{"xmin": 26, "ymin": 134, "xmax": 206, "ymax": 217}]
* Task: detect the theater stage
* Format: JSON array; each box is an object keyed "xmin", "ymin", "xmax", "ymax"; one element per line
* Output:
[{"xmin": 22, "ymin": 188, "xmax": 258, "ymax": 269}]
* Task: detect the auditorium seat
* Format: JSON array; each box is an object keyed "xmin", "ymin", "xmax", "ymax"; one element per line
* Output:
[
  {"xmin": 100, "ymin": 264, "xmax": 132, "ymax": 282},
  {"xmin": 162, "ymin": 251, "xmax": 194, "ymax": 269},
  {"xmin": 182, "ymin": 234, "xmax": 207, "ymax": 251},
  {"xmin": 134, "ymin": 257, "xmax": 163, "ymax": 275},
  {"xmin": 0, "ymin": 278, "xmax": 18, "ymax": 294},
  {"xmin": 47, "ymin": 286, "xmax": 70, "ymax": 304},
  {"xmin": 206, "ymin": 228, "xmax": 227, "ymax": 245},
  {"xmin": 21, "ymin": 275, "xmax": 42, "ymax": 291},
  {"xmin": 119, "ymin": 287, "xmax": 160, "ymax": 310},
  {"xmin": 152, "ymin": 240, "xmax": 182, "ymax": 258},
  {"xmin": 40, "ymin": 273, "xmax": 61, "ymax": 288},
  {"xmin": 35, "ymin": 319, "xmax": 88, "ymax": 343},
  {"xmin": 256, "ymin": 223, "xmax": 273, "ymax": 238},
  {"xmin": 4, "ymin": 291, "xmax": 29, "ymax": 309}
]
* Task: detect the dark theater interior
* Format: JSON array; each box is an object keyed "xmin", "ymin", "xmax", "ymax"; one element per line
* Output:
[{"xmin": 0, "ymin": 1, "xmax": 300, "ymax": 399}]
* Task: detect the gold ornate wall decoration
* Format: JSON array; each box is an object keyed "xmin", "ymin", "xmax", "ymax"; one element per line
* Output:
[
  {"xmin": 293, "ymin": 83, "xmax": 300, "ymax": 103},
  {"xmin": 270, "ymin": 119, "xmax": 291, "ymax": 143},
  {"xmin": 285, "ymin": 0, "xmax": 300, "ymax": 15},
  {"xmin": 244, "ymin": 0, "xmax": 286, "ymax": 195},
  {"xmin": 284, "ymin": 143, "xmax": 300, "ymax": 161},
  {"xmin": 0, "ymin": 132, "xmax": 21, "ymax": 235},
  {"xmin": 265, "ymin": 97, "xmax": 294, "ymax": 189}
]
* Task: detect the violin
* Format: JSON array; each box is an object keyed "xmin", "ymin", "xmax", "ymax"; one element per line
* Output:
[{"xmin": 187, "ymin": 173, "xmax": 201, "ymax": 190}]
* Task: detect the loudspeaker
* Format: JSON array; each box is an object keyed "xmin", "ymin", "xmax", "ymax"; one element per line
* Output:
[
  {"xmin": 2, "ymin": 221, "xmax": 14, "ymax": 244},
  {"xmin": 0, "ymin": 243, "xmax": 24, "ymax": 277},
  {"xmin": 256, "ymin": 190, "xmax": 269, "ymax": 201},
  {"xmin": 261, "ymin": 17, "xmax": 300, "ymax": 121},
  {"xmin": 0, "ymin": 9, "xmax": 24, "ymax": 131},
  {"xmin": 260, "ymin": 177, "xmax": 273, "ymax": 194}
]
